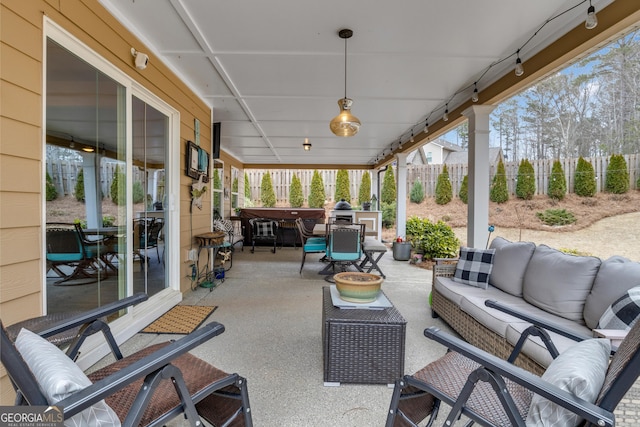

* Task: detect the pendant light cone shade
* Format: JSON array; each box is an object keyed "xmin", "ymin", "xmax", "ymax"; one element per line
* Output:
[
  {"xmin": 330, "ymin": 29, "xmax": 360, "ymax": 137},
  {"xmin": 303, "ymin": 138, "xmax": 312, "ymax": 151}
]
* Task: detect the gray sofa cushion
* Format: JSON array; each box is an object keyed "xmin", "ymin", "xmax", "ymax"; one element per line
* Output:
[
  {"xmin": 583, "ymin": 256, "xmax": 640, "ymax": 329},
  {"xmin": 523, "ymin": 245, "xmax": 601, "ymax": 323},
  {"xmin": 488, "ymin": 237, "xmax": 536, "ymax": 297}
]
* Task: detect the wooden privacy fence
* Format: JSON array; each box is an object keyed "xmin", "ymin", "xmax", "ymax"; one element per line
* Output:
[
  {"xmin": 247, "ymin": 154, "xmax": 640, "ymax": 204},
  {"xmin": 46, "ymin": 160, "xmax": 145, "ymax": 198}
]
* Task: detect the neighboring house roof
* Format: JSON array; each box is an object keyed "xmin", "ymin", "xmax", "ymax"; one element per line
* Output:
[
  {"xmin": 428, "ymin": 139, "xmax": 462, "ymax": 152},
  {"xmin": 406, "ymin": 138, "xmax": 461, "ymax": 165},
  {"xmin": 444, "ymin": 147, "xmax": 503, "ymax": 165}
]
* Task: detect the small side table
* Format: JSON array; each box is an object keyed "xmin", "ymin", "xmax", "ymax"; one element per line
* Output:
[
  {"xmin": 195, "ymin": 233, "xmax": 233, "ymax": 291},
  {"xmin": 321, "ymin": 286, "xmax": 406, "ymax": 386}
]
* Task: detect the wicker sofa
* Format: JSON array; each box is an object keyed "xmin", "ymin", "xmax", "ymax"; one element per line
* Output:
[{"xmin": 431, "ymin": 237, "xmax": 640, "ymax": 375}]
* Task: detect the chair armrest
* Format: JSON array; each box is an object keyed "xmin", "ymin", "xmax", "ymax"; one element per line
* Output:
[
  {"xmin": 58, "ymin": 322, "xmax": 225, "ymax": 419},
  {"xmin": 424, "ymin": 327, "xmax": 615, "ymax": 427},
  {"xmin": 37, "ymin": 293, "xmax": 149, "ymax": 339},
  {"xmin": 484, "ymin": 300, "xmax": 591, "ymax": 342}
]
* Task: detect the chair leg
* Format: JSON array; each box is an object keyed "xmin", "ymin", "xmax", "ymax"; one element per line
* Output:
[{"xmin": 300, "ymin": 251, "xmax": 307, "ymax": 274}]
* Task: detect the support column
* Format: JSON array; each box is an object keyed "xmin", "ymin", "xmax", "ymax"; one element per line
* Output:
[
  {"xmin": 395, "ymin": 153, "xmax": 408, "ymax": 239},
  {"xmin": 462, "ymin": 105, "xmax": 495, "ymax": 248},
  {"xmin": 371, "ymin": 169, "xmax": 379, "ymax": 210},
  {"xmin": 81, "ymin": 152, "xmax": 102, "ymax": 229}
]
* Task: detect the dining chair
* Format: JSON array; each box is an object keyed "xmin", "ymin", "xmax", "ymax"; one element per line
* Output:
[
  {"xmin": 320, "ymin": 223, "xmax": 364, "ymax": 279},
  {"xmin": 141, "ymin": 218, "xmax": 164, "ymax": 263},
  {"xmin": 46, "ymin": 223, "xmax": 100, "ymax": 285},
  {"xmin": 295, "ymin": 218, "xmax": 327, "ymax": 274}
]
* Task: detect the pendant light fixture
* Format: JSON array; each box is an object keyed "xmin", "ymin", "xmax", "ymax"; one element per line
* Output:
[
  {"xmin": 330, "ymin": 29, "xmax": 361, "ymax": 137},
  {"xmin": 585, "ymin": 0, "xmax": 598, "ymax": 30},
  {"xmin": 303, "ymin": 138, "xmax": 312, "ymax": 151}
]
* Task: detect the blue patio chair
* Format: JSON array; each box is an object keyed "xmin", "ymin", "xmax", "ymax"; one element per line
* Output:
[
  {"xmin": 320, "ymin": 223, "xmax": 365, "ymax": 279},
  {"xmin": 46, "ymin": 223, "xmax": 100, "ymax": 285},
  {"xmin": 295, "ymin": 218, "xmax": 327, "ymax": 274}
]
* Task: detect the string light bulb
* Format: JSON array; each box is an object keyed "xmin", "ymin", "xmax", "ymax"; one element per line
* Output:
[
  {"xmin": 410, "ymin": 130, "xmax": 414, "ymax": 143},
  {"xmin": 585, "ymin": 0, "xmax": 598, "ymax": 30},
  {"xmin": 443, "ymin": 105, "xmax": 449, "ymax": 122},
  {"xmin": 515, "ymin": 51, "xmax": 524, "ymax": 77},
  {"xmin": 472, "ymin": 83, "xmax": 479, "ymax": 103}
]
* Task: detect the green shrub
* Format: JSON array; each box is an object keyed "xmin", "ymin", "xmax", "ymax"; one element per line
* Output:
[
  {"xmin": 574, "ymin": 157, "xmax": 596, "ymax": 197},
  {"xmin": 110, "ymin": 165, "xmax": 126, "ymax": 205},
  {"xmin": 515, "ymin": 158, "xmax": 535, "ymax": 200},
  {"xmin": 381, "ymin": 167, "xmax": 396, "ymax": 204},
  {"xmin": 435, "ymin": 165, "xmax": 453, "ymax": 205},
  {"xmin": 289, "ymin": 174, "xmax": 304, "ymax": 207},
  {"xmin": 308, "ymin": 170, "xmax": 326, "ymax": 208},
  {"xmin": 536, "ymin": 208, "xmax": 576, "ymax": 226},
  {"xmin": 406, "ymin": 216, "xmax": 459, "ymax": 259},
  {"xmin": 458, "ymin": 175, "xmax": 468, "ymax": 204},
  {"xmin": 46, "ymin": 172, "xmax": 58, "ymax": 201},
  {"xmin": 605, "ymin": 154, "xmax": 629, "ymax": 194},
  {"xmin": 490, "ymin": 159, "xmax": 509, "ymax": 203},
  {"xmin": 548, "ymin": 160, "xmax": 567, "ymax": 200},
  {"xmin": 132, "ymin": 181, "xmax": 145, "ymax": 204},
  {"xmin": 637, "ymin": 175, "xmax": 640, "ymax": 190},
  {"xmin": 260, "ymin": 172, "xmax": 276, "ymax": 207},
  {"xmin": 244, "ymin": 172, "xmax": 251, "ymax": 200},
  {"xmin": 74, "ymin": 169, "xmax": 85, "ymax": 202},
  {"xmin": 358, "ymin": 172, "xmax": 371, "ymax": 205},
  {"xmin": 381, "ymin": 202, "xmax": 396, "ymax": 228},
  {"xmin": 102, "ymin": 215, "xmax": 116, "ymax": 227},
  {"xmin": 409, "ymin": 180, "xmax": 424, "ymax": 204},
  {"xmin": 334, "ymin": 169, "xmax": 351, "ymax": 203}
]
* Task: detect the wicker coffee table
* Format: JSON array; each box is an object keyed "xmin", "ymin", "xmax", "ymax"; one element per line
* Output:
[{"xmin": 322, "ymin": 286, "xmax": 406, "ymax": 386}]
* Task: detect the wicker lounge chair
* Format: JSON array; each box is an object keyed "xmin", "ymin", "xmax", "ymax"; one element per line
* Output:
[
  {"xmin": 386, "ymin": 300, "xmax": 640, "ymax": 427},
  {"xmin": 2, "ymin": 293, "xmax": 253, "ymax": 427}
]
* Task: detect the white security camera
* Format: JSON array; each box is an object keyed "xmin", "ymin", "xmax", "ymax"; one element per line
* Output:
[{"xmin": 131, "ymin": 48, "xmax": 149, "ymax": 70}]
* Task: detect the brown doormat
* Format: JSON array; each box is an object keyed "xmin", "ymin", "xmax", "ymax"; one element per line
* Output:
[{"xmin": 141, "ymin": 305, "xmax": 217, "ymax": 334}]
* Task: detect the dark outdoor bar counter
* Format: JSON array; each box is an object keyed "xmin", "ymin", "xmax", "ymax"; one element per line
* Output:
[{"xmin": 237, "ymin": 208, "xmax": 326, "ymax": 247}]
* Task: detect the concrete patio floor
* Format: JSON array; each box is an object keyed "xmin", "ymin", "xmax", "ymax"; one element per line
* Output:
[{"xmin": 92, "ymin": 245, "xmax": 640, "ymax": 426}]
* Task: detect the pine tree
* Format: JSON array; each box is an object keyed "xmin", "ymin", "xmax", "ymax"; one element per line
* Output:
[
  {"xmin": 435, "ymin": 165, "xmax": 453, "ymax": 205},
  {"xmin": 260, "ymin": 172, "xmax": 276, "ymax": 207},
  {"xmin": 244, "ymin": 172, "xmax": 251, "ymax": 200},
  {"xmin": 358, "ymin": 172, "xmax": 371, "ymax": 205},
  {"xmin": 334, "ymin": 169, "xmax": 351, "ymax": 203},
  {"xmin": 490, "ymin": 159, "xmax": 509, "ymax": 203},
  {"xmin": 459, "ymin": 175, "xmax": 468, "ymax": 204},
  {"xmin": 515, "ymin": 158, "xmax": 536, "ymax": 200},
  {"xmin": 548, "ymin": 160, "xmax": 566, "ymax": 200},
  {"xmin": 110, "ymin": 165, "xmax": 126, "ymax": 205},
  {"xmin": 46, "ymin": 172, "xmax": 58, "ymax": 201},
  {"xmin": 308, "ymin": 170, "xmax": 326, "ymax": 208},
  {"xmin": 381, "ymin": 167, "xmax": 396, "ymax": 204},
  {"xmin": 410, "ymin": 180, "xmax": 424, "ymax": 204},
  {"xmin": 75, "ymin": 169, "xmax": 85, "ymax": 202},
  {"xmin": 605, "ymin": 154, "xmax": 629, "ymax": 194},
  {"xmin": 574, "ymin": 157, "xmax": 596, "ymax": 197},
  {"xmin": 289, "ymin": 174, "xmax": 304, "ymax": 207}
]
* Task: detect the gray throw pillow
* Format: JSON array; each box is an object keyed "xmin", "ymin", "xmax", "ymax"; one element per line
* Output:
[
  {"xmin": 453, "ymin": 247, "xmax": 495, "ymax": 289},
  {"xmin": 15, "ymin": 328, "xmax": 121, "ymax": 427},
  {"xmin": 583, "ymin": 256, "xmax": 640, "ymax": 329},
  {"xmin": 488, "ymin": 237, "xmax": 535, "ymax": 297},
  {"xmin": 523, "ymin": 245, "xmax": 601, "ymax": 323},
  {"xmin": 598, "ymin": 286, "xmax": 640, "ymax": 330},
  {"xmin": 526, "ymin": 338, "xmax": 610, "ymax": 427}
]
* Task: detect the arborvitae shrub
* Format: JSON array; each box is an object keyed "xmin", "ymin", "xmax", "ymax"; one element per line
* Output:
[
  {"xmin": 110, "ymin": 166, "xmax": 126, "ymax": 205},
  {"xmin": 435, "ymin": 165, "xmax": 453, "ymax": 205},
  {"xmin": 308, "ymin": 170, "xmax": 326, "ymax": 208},
  {"xmin": 260, "ymin": 172, "xmax": 276, "ymax": 207},
  {"xmin": 289, "ymin": 174, "xmax": 304, "ymax": 207},
  {"xmin": 574, "ymin": 157, "xmax": 596, "ymax": 197},
  {"xmin": 409, "ymin": 180, "xmax": 424, "ymax": 204},
  {"xmin": 381, "ymin": 167, "xmax": 396, "ymax": 204},
  {"xmin": 605, "ymin": 154, "xmax": 629, "ymax": 194},
  {"xmin": 381, "ymin": 202, "xmax": 396, "ymax": 228},
  {"xmin": 358, "ymin": 172, "xmax": 371, "ymax": 205},
  {"xmin": 490, "ymin": 159, "xmax": 509, "ymax": 203},
  {"xmin": 132, "ymin": 181, "xmax": 145, "ymax": 204},
  {"xmin": 46, "ymin": 172, "xmax": 58, "ymax": 201},
  {"xmin": 548, "ymin": 160, "xmax": 567, "ymax": 200},
  {"xmin": 459, "ymin": 175, "xmax": 468, "ymax": 204},
  {"xmin": 244, "ymin": 172, "xmax": 251, "ymax": 200},
  {"xmin": 334, "ymin": 169, "xmax": 351, "ymax": 203},
  {"xmin": 515, "ymin": 158, "xmax": 536, "ymax": 200},
  {"xmin": 74, "ymin": 169, "xmax": 85, "ymax": 202}
]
